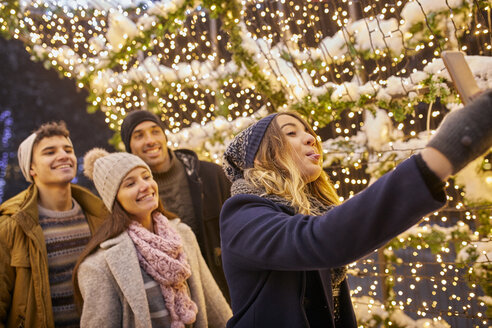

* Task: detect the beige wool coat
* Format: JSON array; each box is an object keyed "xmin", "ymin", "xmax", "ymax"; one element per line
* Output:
[{"xmin": 77, "ymin": 218, "xmax": 232, "ymax": 328}]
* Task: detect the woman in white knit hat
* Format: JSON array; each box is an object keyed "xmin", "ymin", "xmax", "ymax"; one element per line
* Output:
[{"xmin": 72, "ymin": 149, "xmax": 231, "ymax": 328}]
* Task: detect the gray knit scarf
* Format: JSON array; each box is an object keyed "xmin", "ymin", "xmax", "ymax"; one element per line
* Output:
[{"xmin": 231, "ymin": 179, "xmax": 347, "ymax": 288}]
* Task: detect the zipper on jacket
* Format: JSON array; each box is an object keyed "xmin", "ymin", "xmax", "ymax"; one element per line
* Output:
[{"xmin": 300, "ymin": 271, "xmax": 310, "ymax": 327}]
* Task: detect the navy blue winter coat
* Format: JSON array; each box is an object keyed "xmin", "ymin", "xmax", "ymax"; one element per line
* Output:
[{"xmin": 220, "ymin": 156, "xmax": 446, "ymax": 328}]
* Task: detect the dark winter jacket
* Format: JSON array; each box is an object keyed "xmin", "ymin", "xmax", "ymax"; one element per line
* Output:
[
  {"xmin": 220, "ymin": 156, "xmax": 446, "ymax": 328},
  {"xmin": 173, "ymin": 149, "xmax": 232, "ymax": 301}
]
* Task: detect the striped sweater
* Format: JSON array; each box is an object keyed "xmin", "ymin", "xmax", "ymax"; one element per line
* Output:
[{"xmin": 38, "ymin": 199, "xmax": 91, "ymax": 327}]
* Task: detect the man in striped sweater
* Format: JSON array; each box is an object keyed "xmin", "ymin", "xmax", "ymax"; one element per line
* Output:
[{"xmin": 0, "ymin": 121, "xmax": 108, "ymax": 328}]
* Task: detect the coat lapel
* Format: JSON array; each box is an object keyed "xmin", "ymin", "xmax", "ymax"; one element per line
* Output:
[{"xmin": 103, "ymin": 232, "xmax": 151, "ymax": 327}]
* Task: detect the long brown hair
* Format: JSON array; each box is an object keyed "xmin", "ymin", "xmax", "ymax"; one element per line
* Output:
[
  {"xmin": 72, "ymin": 200, "xmax": 177, "ymax": 312},
  {"xmin": 245, "ymin": 112, "xmax": 340, "ymax": 214}
]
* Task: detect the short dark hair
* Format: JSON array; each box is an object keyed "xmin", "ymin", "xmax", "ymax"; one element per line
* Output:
[{"xmin": 33, "ymin": 121, "xmax": 70, "ymax": 147}]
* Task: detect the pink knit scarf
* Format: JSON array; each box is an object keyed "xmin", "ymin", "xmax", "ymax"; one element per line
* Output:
[{"xmin": 127, "ymin": 212, "xmax": 198, "ymax": 328}]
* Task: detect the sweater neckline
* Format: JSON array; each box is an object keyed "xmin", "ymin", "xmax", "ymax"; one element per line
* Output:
[{"xmin": 38, "ymin": 199, "xmax": 80, "ymax": 218}]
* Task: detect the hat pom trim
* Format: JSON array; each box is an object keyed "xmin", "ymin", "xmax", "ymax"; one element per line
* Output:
[{"xmin": 83, "ymin": 148, "xmax": 109, "ymax": 180}]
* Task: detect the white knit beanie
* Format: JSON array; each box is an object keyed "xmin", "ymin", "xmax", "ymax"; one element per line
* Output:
[
  {"xmin": 84, "ymin": 148, "xmax": 151, "ymax": 212},
  {"xmin": 17, "ymin": 133, "xmax": 74, "ymax": 183},
  {"xmin": 17, "ymin": 133, "xmax": 37, "ymax": 183}
]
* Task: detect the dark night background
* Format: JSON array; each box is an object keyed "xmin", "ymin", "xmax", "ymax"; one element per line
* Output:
[{"xmin": 0, "ymin": 36, "xmax": 114, "ymax": 202}]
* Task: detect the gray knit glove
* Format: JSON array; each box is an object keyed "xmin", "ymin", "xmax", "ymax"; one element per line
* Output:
[{"xmin": 427, "ymin": 89, "xmax": 492, "ymax": 174}]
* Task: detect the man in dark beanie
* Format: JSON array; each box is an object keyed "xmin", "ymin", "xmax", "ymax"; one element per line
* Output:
[{"xmin": 120, "ymin": 110, "xmax": 231, "ymax": 302}]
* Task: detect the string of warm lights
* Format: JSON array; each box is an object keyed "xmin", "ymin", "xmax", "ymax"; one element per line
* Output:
[
  {"xmin": 2, "ymin": 0, "xmax": 490, "ymax": 137},
  {"xmin": 1, "ymin": 0, "xmax": 491, "ymax": 326}
]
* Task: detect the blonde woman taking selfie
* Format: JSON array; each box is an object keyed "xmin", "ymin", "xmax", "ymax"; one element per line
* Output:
[{"xmin": 220, "ymin": 91, "xmax": 492, "ymax": 328}]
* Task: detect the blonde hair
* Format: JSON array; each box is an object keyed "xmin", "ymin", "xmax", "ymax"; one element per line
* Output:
[{"xmin": 244, "ymin": 112, "xmax": 340, "ymax": 214}]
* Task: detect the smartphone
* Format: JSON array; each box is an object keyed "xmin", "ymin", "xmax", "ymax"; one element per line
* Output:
[{"xmin": 441, "ymin": 51, "xmax": 482, "ymax": 105}]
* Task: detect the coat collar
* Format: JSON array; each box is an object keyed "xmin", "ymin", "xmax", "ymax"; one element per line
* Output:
[
  {"xmin": 0, "ymin": 183, "xmax": 108, "ymax": 234},
  {"xmin": 0, "ymin": 184, "xmax": 40, "ymax": 233},
  {"xmin": 174, "ymin": 149, "xmax": 199, "ymax": 177},
  {"xmin": 101, "ymin": 232, "xmax": 152, "ymax": 327}
]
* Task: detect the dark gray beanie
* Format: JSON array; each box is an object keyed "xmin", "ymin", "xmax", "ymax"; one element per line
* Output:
[
  {"xmin": 223, "ymin": 113, "xmax": 278, "ymax": 182},
  {"xmin": 120, "ymin": 110, "xmax": 164, "ymax": 152}
]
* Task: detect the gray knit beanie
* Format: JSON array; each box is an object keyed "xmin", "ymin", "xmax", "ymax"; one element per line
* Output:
[
  {"xmin": 83, "ymin": 148, "xmax": 151, "ymax": 212},
  {"xmin": 223, "ymin": 113, "xmax": 278, "ymax": 182},
  {"xmin": 17, "ymin": 133, "xmax": 37, "ymax": 183}
]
